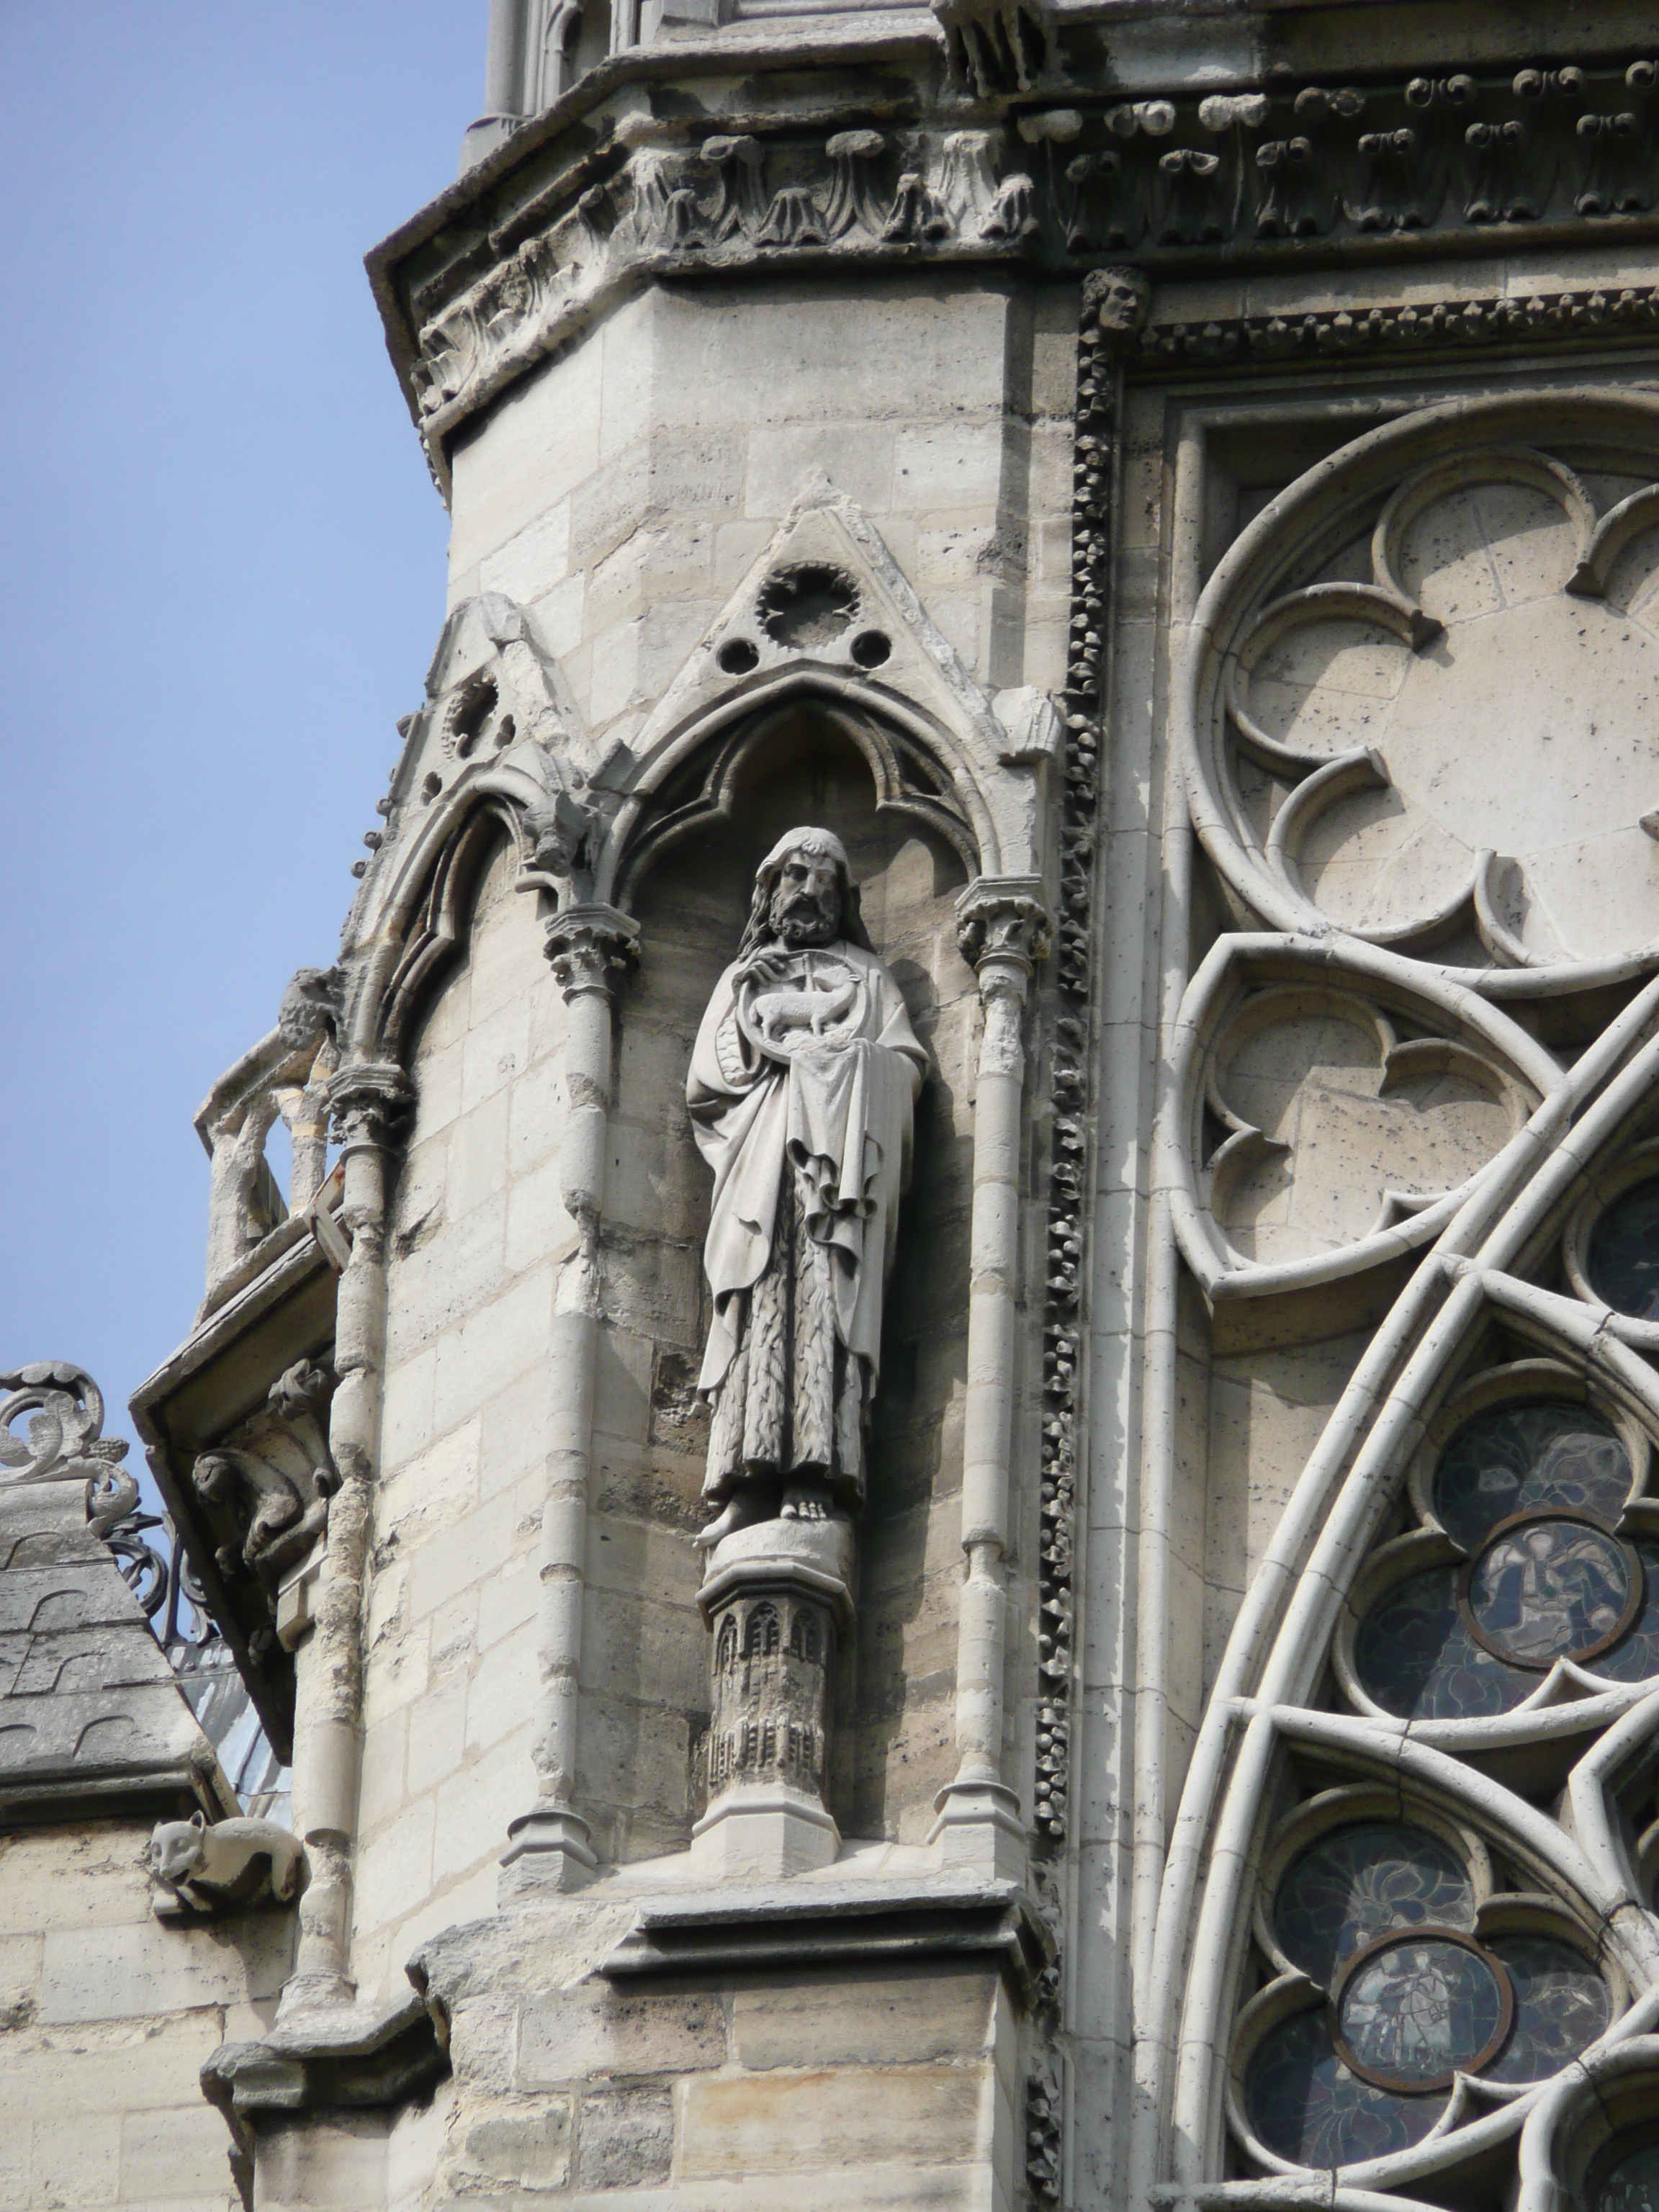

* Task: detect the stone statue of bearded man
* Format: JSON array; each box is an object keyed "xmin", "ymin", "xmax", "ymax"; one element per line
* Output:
[{"xmin": 688, "ymin": 829, "xmax": 927, "ymax": 1546}]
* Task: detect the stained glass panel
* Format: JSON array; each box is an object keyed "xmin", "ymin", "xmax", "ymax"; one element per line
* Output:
[
  {"xmin": 1465, "ymin": 1519, "xmax": 1638, "ymax": 1668},
  {"xmin": 1246, "ymin": 2009, "xmax": 1448, "ymax": 2168},
  {"xmin": 1336, "ymin": 1936, "xmax": 1507, "ymax": 2088},
  {"xmin": 1354, "ymin": 1568, "xmax": 1531, "ymax": 1719},
  {"xmin": 1273, "ymin": 1825, "xmax": 1473, "ymax": 1985},
  {"xmin": 1483, "ymin": 1936, "xmax": 1610, "ymax": 2082},
  {"xmin": 1588, "ymin": 1177, "xmax": 1659, "ymax": 1321},
  {"xmin": 1598, "ymin": 2139, "xmax": 1659, "ymax": 2212},
  {"xmin": 1432, "ymin": 1403, "xmax": 1631, "ymax": 1551},
  {"xmin": 1590, "ymin": 1541, "xmax": 1659, "ymax": 1681}
]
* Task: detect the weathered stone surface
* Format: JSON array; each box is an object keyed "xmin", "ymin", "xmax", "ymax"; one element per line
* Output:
[{"xmin": 516, "ymin": 1984, "xmax": 727, "ymax": 2085}]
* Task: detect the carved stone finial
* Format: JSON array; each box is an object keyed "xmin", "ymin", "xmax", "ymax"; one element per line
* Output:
[
  {"xmin": 542, "ymin": 903, "xmax": 640, "ymax": 1002},
  {"xmin": 1083, "ymin": 264, "xmax": 1152, "ymax": 346},
  {"xmin": 325, "ymin": 1061, "xmax": 414, "ymax": 1151},
  {"xmin": 955, "ymin": 876, "xmax": 1053, "ymax": 977}
]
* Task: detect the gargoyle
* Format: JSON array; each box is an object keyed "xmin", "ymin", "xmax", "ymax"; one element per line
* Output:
[{"xmin": 148, "ymin": 1810, "xmax": 308, "ymax": 1919}]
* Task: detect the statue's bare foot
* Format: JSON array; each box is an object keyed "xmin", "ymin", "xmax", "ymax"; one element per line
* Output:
[
  {"xmin": 694, "ymin": 1488, "xmax": 779, "ymax": 1549},
  {"xmin": 781, "ymin": 1484, "xmax": 832, "ymax": 1522},
  {"xmin": 694, "ymin": 1498, "xmax": 762, "ymax": 1550}
]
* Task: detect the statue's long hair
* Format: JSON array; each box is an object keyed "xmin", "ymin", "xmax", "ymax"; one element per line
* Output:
[{"xmin": 737, "ymin": 827, "xmax": 876, "ymax": 957}]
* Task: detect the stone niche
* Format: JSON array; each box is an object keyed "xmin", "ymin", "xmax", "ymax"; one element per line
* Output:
[{"xmin": 608, "ymin": 697, "xmax": 977, "ymax": 1848}]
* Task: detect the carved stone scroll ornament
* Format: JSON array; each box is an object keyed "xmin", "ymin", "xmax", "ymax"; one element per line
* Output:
[
  {"xmin": 0, "ymin": 1361, "xmax": 170, "ymax": 1614},
  {"xmin": 0, "ymin": 1362, "xmax": 125, "ymax": 1487},
  {"xmin": 686, "ymin": 828, "xmax": 925, "ymax": 1876}
]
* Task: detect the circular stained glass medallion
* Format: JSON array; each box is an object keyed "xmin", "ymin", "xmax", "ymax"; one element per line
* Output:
[
  {"xmin": 1588, "ymin": 1177, "xmax": 1659, "ymax": 1322},
  {"xmin": 1333, "ymin": 1930, "xmax": 1511, "ymax": 2092},
  {"xmin": 1272, "ymin": 1824, "xmax": 1473, "ymax": 1985},
  {"xmin": 1432, "ymin": 1401, "xmax": 1632, "ymax": 1552},
  {"xmin": 1461, "ymin": 1511, "xmax": 1642, "ymax": 1670}
]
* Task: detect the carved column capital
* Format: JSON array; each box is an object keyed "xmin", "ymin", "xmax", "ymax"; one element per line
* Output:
[
  {"xmin": 956, "ymin": 876, "xmax": 1053, "ymax": 989},
  {"xmin": 325, "ymin": 1061, "xmax": 414, "ymax": 1154},
  {"xmin": 543, "ymin": 903, "xmax": 640, "ymax": 1002}
]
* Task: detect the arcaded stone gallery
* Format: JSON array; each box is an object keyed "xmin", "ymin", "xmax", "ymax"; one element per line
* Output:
[{"xmin": 18, "ymin": 0, "xmax": 1659, "ymax": 2206}]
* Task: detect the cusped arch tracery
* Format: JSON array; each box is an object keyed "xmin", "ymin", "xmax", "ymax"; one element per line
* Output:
[
  {"xmin": 1182, "ymin": 390, "xmax": 1659, "ymax": 996},
  {"xmin": 598, "ymin": 676, "xmax": 986, "ymax": 916}
]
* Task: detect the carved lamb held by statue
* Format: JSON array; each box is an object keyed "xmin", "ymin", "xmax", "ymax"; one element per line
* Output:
[{"xmin": 148, "ymin": 1810, "xmax": 307, "ymax": 1919}]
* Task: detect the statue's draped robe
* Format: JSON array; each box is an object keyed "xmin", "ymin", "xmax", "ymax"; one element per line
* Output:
[{"xmin": 688, "ymin": 939, "xmax": 926, "ymax": 1509}]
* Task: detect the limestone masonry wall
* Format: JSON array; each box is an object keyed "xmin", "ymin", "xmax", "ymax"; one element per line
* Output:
[{"xmin": 0, "ymin": 1819, "xmax": 290, "ymax": 2212}]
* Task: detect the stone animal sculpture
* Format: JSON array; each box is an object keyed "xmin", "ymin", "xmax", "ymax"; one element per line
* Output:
[{"xmin": 148, "ymin": 1810, "xmax": 307, "ymax": 1917}]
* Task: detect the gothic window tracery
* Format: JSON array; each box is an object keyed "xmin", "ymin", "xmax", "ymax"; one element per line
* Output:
[{"xmin": 1238, "ymin": 1802, "xmax": 1615, "ymax": 2170}]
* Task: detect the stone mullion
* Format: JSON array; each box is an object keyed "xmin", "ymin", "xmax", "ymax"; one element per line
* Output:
[{"xmin": 503, "ymin": 902, "xmax": 639, "ymax": 1890}]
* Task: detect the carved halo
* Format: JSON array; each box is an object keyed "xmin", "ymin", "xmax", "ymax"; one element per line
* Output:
[{"xmin": 1182, "ymin": 390, "xmax": 1659, "ymax": 997}]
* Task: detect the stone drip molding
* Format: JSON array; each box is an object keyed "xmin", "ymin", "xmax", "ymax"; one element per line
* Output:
[
  {"xmin": 1136, "ymin": 279, "xmax": 1659, "ymax": 363},
  {"xmin": 382, "ymin": 52, "xmax": 1659, "ymax": 488}
]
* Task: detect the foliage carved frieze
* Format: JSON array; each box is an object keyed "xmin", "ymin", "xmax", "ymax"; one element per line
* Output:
[{"xmin": 388, "ymin": 55, "xmax": 1659, "ymax": 482}]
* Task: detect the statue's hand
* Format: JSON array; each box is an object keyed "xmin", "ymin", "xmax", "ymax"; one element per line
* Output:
[{"xmin": 737, "ymin": 947, "xmax": 794, "ymax": 987}]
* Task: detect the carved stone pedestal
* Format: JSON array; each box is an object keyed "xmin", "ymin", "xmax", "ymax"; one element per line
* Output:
[{"xmin": 692, "ymin": 1518, "xmax": 852, "ymax": 1879}]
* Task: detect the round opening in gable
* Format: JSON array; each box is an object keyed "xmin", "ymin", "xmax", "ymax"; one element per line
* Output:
[
  {"xmin": 850, "ymin": 629, "xmax": 892, "ymax": 670},
  {"xmin": 718, "ymin": 637, "xmax": 760, "ymax": 676},
  {"xmin": 757, "ymin": 564, "xmax": 858, "ymax": 651}
]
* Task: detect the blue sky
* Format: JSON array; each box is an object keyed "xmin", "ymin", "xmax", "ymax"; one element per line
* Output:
[{"xmin": 0, "ymin": 4, "xmax": 483, "ymax": 1462}]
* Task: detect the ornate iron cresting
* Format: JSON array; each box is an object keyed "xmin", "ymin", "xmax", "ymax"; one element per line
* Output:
[{"xmin": 0, "ymin": 1360, "xmax": 289, "ymax": 1817}]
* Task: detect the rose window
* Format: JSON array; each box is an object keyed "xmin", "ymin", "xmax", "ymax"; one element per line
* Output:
[
  {"xmin": 1240, "ymin": 1820, "xmax": 1611, "ymax": 2169},
  {"xmin": 1346, "ymin": 1398, "xmax": 1659, "ymax": 1719}
]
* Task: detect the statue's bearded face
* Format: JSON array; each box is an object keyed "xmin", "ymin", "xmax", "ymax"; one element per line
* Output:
[{"xmin": 768, "ymin": 849, "xmax": 843, "ymax": 948}]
